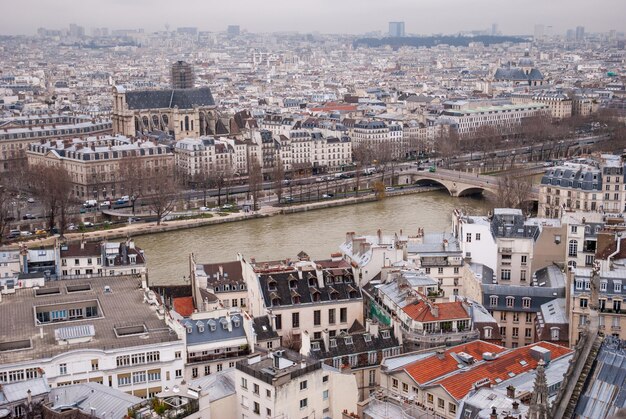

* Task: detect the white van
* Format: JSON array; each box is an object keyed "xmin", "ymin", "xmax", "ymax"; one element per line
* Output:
[{"xmin": 83, "ymin": 199, "xmax": 97, "ymax": 208}]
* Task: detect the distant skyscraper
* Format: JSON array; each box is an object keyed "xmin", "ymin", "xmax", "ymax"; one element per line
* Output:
[
  {"xmin": 534, "ymin": 24, "xmax": 545, "ymax": 41},
  {"xmin": 171, "ymin": 61, "xmax": 195, "ymax": 89},
  {"xmin": 576, "ymin": 26, "xmax": 585, "ymax": 41},
  {"xmin": 566, "ymin": 29, "xmax": 575, "ymax": 41},
  {"xmin": 227, "ymin": 25, "xmax": 241, "ymax": 36},
  {"xmin": 388, "ymin": 22, "xmax": 405, "ymax": 38},
  {"xmin": 491, "ymin": 23, "xmax": 498, "ymax": 36},
  {"xmin": 177, "ymin": 27, "xmax": 198, "ymax": 36}
]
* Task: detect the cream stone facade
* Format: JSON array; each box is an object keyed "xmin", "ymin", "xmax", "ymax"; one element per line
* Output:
[{"xmin": 26, "ymin": 135, "xmax": 174, "ymax": 200}]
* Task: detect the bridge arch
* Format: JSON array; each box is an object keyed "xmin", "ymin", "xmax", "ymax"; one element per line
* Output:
[
  {"xmin": 457, "ymin": 186, "xmax": 487, "ymax": 197},
  {"xmin": 413, "ymin": 178, "xmax": 453, "ymax": 195}
]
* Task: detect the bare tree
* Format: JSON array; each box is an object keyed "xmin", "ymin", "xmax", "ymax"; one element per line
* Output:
[
  {"xmin": 352, "ymin": 143, "xmax": 373, "ymax": 196},
  {"xmin": 494, "ymin": 174, "xmax": 534, "ymax": 212},
  {"xmin": 0, "ymin": 187, "xmax": 11, "ymax": 244},
  {"xmin": 272, "ymin": 157, "xmax": 286, "ymax": 204},
  {"xmin": 192, "ymin": 170, "xmax": 214, "ymax": 207},
  {"xmin": 30, "ymin": 164, "xmax": 74, "ymax": 233},
  {"xmin": 118, "ymin": 156, "xmax": 148, "ymax": 215},
  {"xmin": 248, "ymin": 159, "xmax": 263, "ymax": 211},
  {"xmin": 147, "ymin": 177, "xmax": 177, "ymax": 225},
  {"xmin": 435, "ymin": 130, "xmax": 460, "ymax": 168}
]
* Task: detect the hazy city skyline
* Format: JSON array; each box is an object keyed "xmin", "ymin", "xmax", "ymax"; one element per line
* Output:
[{"xmin": 1, "ymin": 0, "xmax": 624, "ymax": 36}]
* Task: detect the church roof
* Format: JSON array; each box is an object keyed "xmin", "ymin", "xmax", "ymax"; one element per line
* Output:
[
  {"xmin": 494, "ymin": 67, "xmax": 544, "ymax": 82},
  {"xmin": 125, "ymin": 87, "xmax": 215, "ymax": 110}
]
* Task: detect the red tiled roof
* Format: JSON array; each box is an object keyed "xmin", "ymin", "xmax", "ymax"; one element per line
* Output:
[
  {"xmin": 173, "ymin": 296, "xmax": 194, "ymax": 317},
  {"xmin": 405, "ymin": 340, "xmax": 507, "ymax": 384},
  {"xmin": 431, "ymin": 341, "xmax": 572, "ymax": 400},
  {"xmin": 310, "ymin": 104, "xmax": 358, "ymax": 112},
  {"xmin": 402, "ymin": 301, "xmax": 469, "ymax": 323}
]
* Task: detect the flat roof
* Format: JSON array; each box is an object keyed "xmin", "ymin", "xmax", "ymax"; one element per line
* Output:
[{"xmin": 0, "ymin": 276, "xmax": 181, "ymax": 364}]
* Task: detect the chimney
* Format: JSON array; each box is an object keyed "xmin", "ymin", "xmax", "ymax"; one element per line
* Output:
[
  {"xmin": 512, "ymin": 401, "xmax": 520, "ymax": 412},
  {"xmin": 431, "ymin": 303, "xmax": 439, "ymax": 318},
  {"xmin": 27, "ymin": 389, "xmax": 32, "ymax": 405},
  {"xmin": 377, "ymin": 229, "xmax": 382, "ymax": 245},
  {"xmin": 436, "ymin": 349, "xmax": 446, "ymax": 360},
  {"xmin": 273, "ymin": 351, "xmax": 282, "ymax": 368},
  {"xmin": 443, "ymin": 239, "xmax": 448, "ymax": 251},
  {"xmin": 297, "ymin": 265, "xmax": 303, "ymax": 279},
  {"xmin": 270, "ymin": 313, "xmax": 277, "ymax": 331},
  {"xmin": 227, "ymin": 312, "xmax": 232, "ymax": 332},
  {"xmin": 80, "ymin": 237, "xmax": 85, "ymax": 250},
  {"xmin": 506, "ymin": 385, "xmax": 515, "ymax": 399},
  {"xmin": 369, "ymin": 320, "xmax": 379, "ymax": 337},
  {"xmin": 322, "ymin": 329, "xmax": 330, "ymax": 352},
  {"xmin": 345, "ymin": 232, "xmax": 355, "ymax": 244},
  {"xmin": 219, "ymin": 265, "xmax": 224, "ymax": 279},
  {"xmin": 490, "ymin": 406, "xmax": 497, "ymax": 419}
]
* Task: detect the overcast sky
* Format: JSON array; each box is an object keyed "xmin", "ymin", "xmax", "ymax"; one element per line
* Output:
[{"xmin": 1, "ymin": 0, "xmax": 624, "ymax": 36}]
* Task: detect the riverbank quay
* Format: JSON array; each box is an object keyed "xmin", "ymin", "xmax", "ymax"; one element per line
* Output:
[{"xmin": 0, "ymin": 186, "xmax": 444, "ymax": 250}]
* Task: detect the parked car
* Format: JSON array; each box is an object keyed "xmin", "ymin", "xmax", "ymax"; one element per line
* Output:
[
  {"xmin": 82, "ymin": 221, "xmax": 94, "ymax": 228},
  {"xmin": 322, "ymin": 194, "xmax": 334, "ymax": 199},
  {"xmin": 67, "ymin": 224, "xmax": 78, "ymax": 231},
  {"xmin": 385, "ymin": 187, "xmax": 395, "ymax": 192},
  {"xmin": 100, "ymin": 200, "xmax": 111, "ymax": 208},
  {"xmin": 199, "ymin": 206, "xmax": 210, "ymax": 211},
  {"xmin": 22, "ymin": 214, "xmax": 36, "ymax": 220},
  {"xmin": 83, "ymin": 199, "xmax": 98, "ymax": 208},
  {"xmin": 8, "ymin": 229, "xmax": 20, "ymax": 239},
  {"xmin": 20, "ymin": 231, "xmax": 33, "ymax": 237},
  {"xmin": 34, "ymin": 229, "xmax": 47, "ymax": 236},
  {"xmin": 27, "ymin": 197, "xmax": 35, "ymax": 203}
]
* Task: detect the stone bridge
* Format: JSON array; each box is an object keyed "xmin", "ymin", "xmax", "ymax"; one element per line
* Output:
[{"xmin": 397, "ymin": 168, "xmax": 539, "ymax": 200}]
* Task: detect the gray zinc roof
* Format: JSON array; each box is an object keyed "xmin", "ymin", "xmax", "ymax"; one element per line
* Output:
[
  {"xmin": 184, "ymin": 315, "xmax": 246, "ymax": 346},
  {"xmin": 125, "ymin": 87, "xmax": 215, "ymax": 110},
  {"xmin": 48, "ymin": 382, "xmax": 141, "ymax": 419}
]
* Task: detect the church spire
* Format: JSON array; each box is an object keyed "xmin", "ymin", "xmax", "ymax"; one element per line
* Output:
[{"xmin": 528, "ymin": 359, "xmax": 550, "ymax": 419}]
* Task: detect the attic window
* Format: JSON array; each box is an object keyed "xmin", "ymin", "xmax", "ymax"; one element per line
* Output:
[
  {"xmin": 186, "ymin": 324, "xmax": 193, "ymax": 334},
  {"xmin": 197, "ymin": 321, "xmax": 204, "ymax": 333},
  {"xmin": 381, "ymin": 330, "xmax": 390, "ymax": 339},
  {"xmin": 220, "ymin": 319, "xmax": 228, "ymax": 330},
  {"xmin": 289, "ymin": 279, "xmax": 298, "ymax": 289},
  {"xmin": 330, "ymin": 339, "xmax": 337, "ymax": 348},
  {"xmin": 364, "ymin": 334, "xmax": 372, "ymax": 342},
  {"xmin": 312, "ymin": 291, "xmax": 321, "ymax": 302},
  {"xmin": 208, "ymin": 320, "xmax": 216, "ymax": 331},
  {"xmin": 267, "ymin": 277, "xmax": 277, "ymax": 291},
  {"xmin": 344, "ymin": 336, "xmax": 353, "ymax": 345},
  {"xmin": 233, "ymin": 316, "xmax": 241, "ymax": 327},
  {"xmin": 311, "ymin": 342, "xmax": 320, "ymax": 351},
  {"xmin": 308, "ymin": 277, "xmax": 317, "ymax": 287}
]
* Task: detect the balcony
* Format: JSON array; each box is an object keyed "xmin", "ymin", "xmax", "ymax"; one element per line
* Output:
[
  {"xmin": 187, "ymin": 347, "xmax": 251, "ymax": 364},
  {"xmin": 499, "ymin": 248, "xmax": 512, "ymax": 254},
  {"xmin": 611, "ymin": 326, "xmax": 621, "ymax": 332},
  {"xmin": 402, "ymin": 326, "xmax": 479, "ymax": 346}
]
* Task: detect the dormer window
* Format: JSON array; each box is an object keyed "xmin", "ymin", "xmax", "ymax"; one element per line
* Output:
[
  {"xmin": 197, "ymin": 321, "xmax": 204, "ymax": 333},
  {"xmin": 220, "ymin": 318, "xmax": 228, "ymax": 330},
  {"xmin": 330, "ymin": 339, "xmax": 337, "ymax": 348},
  {"xmin": 312, "ymin": 290, "xmax": 321, "ymax": 302},
  {"xmin": 311, "ymin": 342, "xmax": 320, "ymax": 351},
  {"xmin": 364, "ymin": 333, "xmax": 372, "ymax": 342},
  {"xmin": 292, "ymin": 295, "xmax": 301, "ymax": 304},
  {"xmin": 334, "ymin": 275, "xmax": 343, "ymax": 284},
  {"xmin": 329, "ymin": 288, "xmax": 340, "ymax": 300},
  {"xmin": 381, "ymin": 330, "xmax": 390, "ymax": 339},
  {"xmin": 268, "ymin": 277, "xmax": 277, "ymax": 291},
  {"xmin": 308, "ymin": 277, "xmax": 317, "ymax": 287},
  {"xmin": 271, "ymin": 296, "xmax": 281, "ymax": 307},
  {"xmin": 344, "ymin": 336, "xmax": 353, "ymax": 345},
  {"xmin": 208, "ymin": 320, "xmax": 216, "ymax": 331},
  {"xmin": 233, "ymin": 316, "xmax": 241, "ymax": 328},
  {"xmin": 349, "ymin": 289, "xmax": 358, "ymax": 299},
  {"xmin": 185, "ymin": 324, "xmax": 192, "ymax": 334},
  {"xmin": 289, "ymin": 279, "xmax": 298, "ymax": 289},
  {"xmin": 240, "ymin": 284, "xmax": 245, "ymax": 290}
]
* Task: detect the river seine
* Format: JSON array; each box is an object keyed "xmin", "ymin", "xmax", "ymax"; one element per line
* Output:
[{"xmin": 136, "ymin": 191, "xmax": 491, "ymax": 285}]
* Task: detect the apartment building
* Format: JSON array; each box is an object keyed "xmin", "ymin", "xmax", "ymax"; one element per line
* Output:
[
  {"xmin": 0, "ymin": 113, "xmax": 112, "ymax": 173},
  {"xmin": 511, "ymin": 92, "xmax": 572, "ymax": 119},
  {"xmin": 539, "ymin": 162, "xmax": 603, "ymax": 217},
  {"xmin": 363, "ymin": 272, "xmax": 501, "ymax": 350},
  {"xmin": 568, "ymin": 233, "xmax": 626, "ymax": 343},
  {"xmin": 601, "ymin": 154, "xmax": 626, "ymax": 214},
  {"xmin": 351, "ymin": 120, "xmax": 404, "ymax": 158},
  {"xmin": 441, "ymin": 101, "xmax": 550, "ymax": 137},
  {"xmin": 243, "ymin": 254, "xmax": 364, "ymax": 349},
  {"xmin": 169, "ymin": 309, "xmax": 253, "ymax": 382},
  {"xmin": 59, "ymin": 238, "xmax": 147, "ymax": 279},
  {"xmin": 26, "ymin": 135, "xmax": 174, "ymax": 200},
  {"xmin": 235, "ymin": 350, "xmax": 358, "ymax": 419},
  {"xmin": 379, "ymin": 340, "xmax": 571, "ymax": 419},
  {"xmin": 0, "ymin": 276, "xmax": 185, "ymax": 398},
  {"xmin": 482, "ymin": 265, "xmax": 566, "ymax": 348},
  {"xmin": 190, "ymin": 256, "xmax": 248, "ymax": 311},
  {"xmin": 300, "ymin": 319, "xmax": 402, "ymax": 401}
]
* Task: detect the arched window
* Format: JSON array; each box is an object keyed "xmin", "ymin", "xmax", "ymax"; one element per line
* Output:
[
  {"xmin": 568, "ymin": 240, "xmax": 578, "ymax": 257},
  {"xmin": 180, "ymin": 121, "xmax": 183, "ymax": 131},
  {"xmin": 191, "ymin": 120, "xmax": 194, "ymax": 131},
  {"xmin": 152, "ymin": 114, "xmax": 159, "ymax": 129},
  {"xmin": 134, "ymin": 116, "xmax": 140, "ymax": 132},
  {"xmin": 142, "ymin": 116, "xmax": 149, "ymax": 130},
  {"xmin": 185, "ymin": 116, "xmax": 190, "ymax": 131}
]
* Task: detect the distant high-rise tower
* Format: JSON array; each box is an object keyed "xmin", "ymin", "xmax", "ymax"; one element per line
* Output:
[
  {"xmin": 491, "ymin": 23, "xmax": 498, "ymax": 36},
  {"xmin": 576, "ymin": 26, "xmax": 585, "ymax": 41},
  {"xmin": 534, "ymin": 24, "xmax": 545, "ymax": 41},
  {"xmin": 171, "ymin": 61, "xmax": 195, "ymax": 89},
  {"xmin": 227, "ymin": 25, "xmax": 240, "ymax": 36},
  {"xmin": 388, "ymin": 22, "xmax": 405, "ymax": 38}
]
